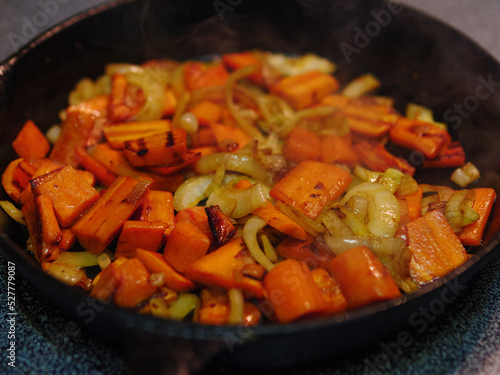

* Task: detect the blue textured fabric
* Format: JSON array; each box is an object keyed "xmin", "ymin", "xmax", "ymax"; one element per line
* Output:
[{"xmin": 2, "ymin": 249, "xmax": 500, "ymax": 374}]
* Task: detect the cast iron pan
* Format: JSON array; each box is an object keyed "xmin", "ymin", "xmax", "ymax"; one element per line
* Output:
[{"xmin": 1, "ymin": 0, "xmax": 500, "ymax": 373}]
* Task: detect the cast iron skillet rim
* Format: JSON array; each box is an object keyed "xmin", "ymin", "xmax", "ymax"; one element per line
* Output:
[{"xmin": 0, "ymin": 0, "xmax": 499, "ymax": 341}]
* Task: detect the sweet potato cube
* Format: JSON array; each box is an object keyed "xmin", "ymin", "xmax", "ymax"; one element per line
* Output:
[
  {"xmin": 115, "ymin": 221, "xmax": 167, "ymax": 257},
  {"xmin": 31, "ymin": 165, "xmax": 100, "ymax": 228},
  {"xmin": 123, "ymin": 129, "xmax": 187, "ymax": 167},
  {"xmin": 311, "ymin": 267, "xmax": 347, "ymax": 315},
  {"xmin": 407, "ymin": 210, "xmax": 470, "ymax": 285},
  {"xmin": 12, "ymin": 120, "xmax": 50, "ymax": 160},
  {"xmin": 188, "ymin": 101, "xmax": 223, "ymax": 126},
  {"xmin": 270, "ymin": 161, "xmax": 352, "ymax": 220},
  {"xmin": 103, "ymin": 120, "xmax": 171, "ymax": 149},
  {"xmin": 71, "ymin": 176, "xmax": 152, "ymax": 254},
  {"xmin": 328, "ymin": 246, "xmax": 401, "ymax": 309},
  {"xmin": 184, "ymin": 238, "xmax": 264, "ymax": 298},
  {"xmin": 283, "ymin": 127, "xmax": 320, "ymax": 164},
  {"xmin": 276, "ymin": 235, "xmax": 333, "ymax": 269},
  {"xmin": 139, "ymin": 190, "xmax": 175, "ymax": 237},
  {"xmin": 90, "ymin": 263, "xmax": 122, "ymax": 302},
  {"xmin": 113, "ymin": 258, "xmax": 157, "ymax": 308},
  {"xmin": 163, "ymin": 220, "xmax": 211, "ymax": 274}
]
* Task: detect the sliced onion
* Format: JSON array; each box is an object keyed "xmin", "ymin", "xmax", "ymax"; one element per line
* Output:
[
  {"xmin": 206, "ymin": 182, "xmax": 267, "ymax": 218},
  {"xmin": 342, "ymin": 182, "xmax": 400, "ymax": 237},
  {"xmin": 53, "ymin": 251, "xmax": 100, "ymax": 268},
  {"xmin": 168, "ymin": 293, "xmax": 199, "ymax": 321},
  {"xmin": 228, "ymin": 288, "xmax": 244, "ymax": 325},
  {"xmin": 319, "ymin": 208, "xmax": 354, "ymax": 237},
  {"xmin": 97, "ymin": 253, "xmax": 111, "ymax": 270},
  {"xmin": 261, "ymin": 234, "xmax": 278, "ymax": 263},
  {"xmin": 173, "ymin": 175, "xmax": 213, "ymax": 211},
  {"xmin": 243, "ymin": 216, "xmax": 275, "ymax": 271},
  {"xmin": 324, "ymin": 235, "xmax": 405, "ymax": 257},
  {"xmin": 445, "ymin": 189, "xmax": 479, "ymax": 233},
  {"xmin": 276, "ymin": 201, "xmax": 326, "ymax": 237},
  {"xmin": 341, "ymin": 73, "xmax": 381, "ymax": 99},
  {"xmin": 42, "ymin": 262, "xmax": 86, "ymax": 287},
  {"xmin": 451, "ymin": 162, "xmax": 481, "ymax": 187},
  {"xmin": 0, "ymin": 201, "xmax": 26, "ymax": 225}
]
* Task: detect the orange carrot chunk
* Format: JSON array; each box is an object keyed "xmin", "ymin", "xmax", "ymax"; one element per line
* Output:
[
  {"xmin": 390, "ymin": 118, "xmax": 451, "ymax": 159},
  {"xmin": 283, "ymin": 127, "xmax": 320, "ymax": 164},
  {"xmin": 458, "ymin": 188, "xmax": 496, "ymax": 246},
  {"xmin": 222, "ymin": 51, "xmax": 265, "ymax": 85},
  {"xmin": 276, "ymin": 235, "xmax": 333, "ymax": 269},
  {"xmin": 103, "ymin": 120, "xmax": 171, "ymax": 149},
  {"xmin": 163, "ymin": 220, "xmax": 211, "ymax": 274},
  {"xmin": 327, "ymin": 246, "xmax": 401, "ymax": 309},
  {"xmin": 407, "ymin": 210, "xmax": 469, "ymax": 285},
  {"xmin": 422, "ymin": 141, "xmax": 466, "ymax": 168},
  {"xmin": 353, "ymin": 141, "xmax": 416, "ymax": 176},
  {"xmin": 135, "ymin": 248, "xmax": 195, "ymax": 292},
  {"xmin": 184, "ymin": 238, "xmax": 264, "ymax": 298},
  {"xmin": 184, "ymin": 62, "xmax": 229, "ymax": 91},
  {"xmin": 310, "ymin": 267, "xmax": 347, "ymax": 315},
  {"xmin": 113, "ymin": 258, "xmax": 157, "ymax": 309},
  {"xmin": 12, "ymin": 120, "xmax": 50, "ymax": 160},
  {"xmin": 210, "ymin": 123, "xmax": 250, "ymax": 152},
  {"xmin": 71, "ymin": 176, "xmax": 152, "ymax": 254},
  {"xmin": 138, "ymin": 190, "xmax": 175, "ymax": 237},
  {"xmin": 188, "ymin": 100, "xmax": 223, "ymax": 126},
  {"xmin": 115, "ymin": 221, "xmax": 167, "ymax": 257},
  {"xmin": 320, "ymin": 134, "xmax": 358, "ymax": 166},
  {"xmin": 75, "ymin": 146, "xmax": 117, "ymax": 187},
  {"xmin": 31, "ymin": 165, "xmax": 100, "ymax": 228},
  {"xmin": 109, "ymin": 74, "xmax": 145, "ymax": 123},
  {"xmin": 270, "ymin": 161, "xmax": 352, "ymax": 220},
  {"xmin": 90, "ymin": 263, "xmax": 123, "ymax": 302},
  {"xmin": 263, "ymin": 259, "xmax": 327, "ymax": 323}
]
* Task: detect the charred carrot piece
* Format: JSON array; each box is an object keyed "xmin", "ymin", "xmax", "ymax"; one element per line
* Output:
[
  {"xmin": 113, "ymin": 258, "xmax": 157, "ymax": 308},
  {"xmin": 103, "ymin": 120, "xmax": 171, "ymax": 149},
  {"xmin": 210, "ymin": 123, "xmax": 250, "ymax": 152},
  {"xmin": 263, "ymin": 259, "xmax": 327, "ymax": 323},
  {"xmin": 390, "ymin": 117, "xmax": 451, "ymax": 159},
  {"xmin": 184, "ymin": 62, "xmax": 229, "ymax": 91},
  {"xmin": 115, "ymin": 221, "xmax": 167, "ymax": 257},
  {"xmin": 163, "ymin": 220, "xmax": 211, "ymax": 274},
  {"xmin": 270, "ymin": 71, "xmax": 339, "ymax": 110},
  {"xmin": 310, "ymin": 267, "xmax": 347, "ymax": 315},
  {"xmin": 90, "ymin": 263, "xmax": 122, "ymax": 302},
  {"xmin": 320, "ymin": 134, "xmax": 358, "ymax": 166},
  {"xmin": 123, "ymin": 129, "xmax": 187, "ymax": 167},
  {"xmin": 222, "ymin": 51, "xmax": 265, "ymax": 85},
  {"xmin": 75, "ymin": 146, "xmax": 117, "ymax": 187},
  {"xmin": 145, "ymin": 151, "xmax": 201, "ymax": 176},
  {"xmin": 184, "ymin": 238, "xmax": 264, "ymax": 298},
  {"xmin": 71, "ymin": 176, "xmax": 152, "ymax": 254},
  {"xmin": 31, "ymin": 165, "xmax": 100, "ymax": 228},
  {"xmin": 109, "ymin": 74, "xmax": 145, "ymax": 123},
  {"xmin": 50, "ymin": 95, "xmax": 109, "ymax": 167},
  {"xmin": 458, "ymin": 188, "xmax": 496, "ymax": 246},
  {"xmin": 12, "ymin": 120, "xmax": 50, "ymax": 160},
  {"xmin": 353, "ymin": 141, "xmax": 416, "ymax": 176},
  {"xmin": 188, "ymin": 100, "xmax": 223, "ymax": 126},
  {"xmin": 283, "ymin": 127, "xmax": 321, "ymax": 164},
  {"xmin": 327, "ymin": 246, "xmax": 402, "ymax": 309},
  {"xmin": 135, "ymin": 248, "xmax": 195, "ymax": 292},
  {"xmin": 205, "ymin": 205, "xmax": 237, "ymax": 247},
  {"xmin": 175, "ymin": 206, "xmax": 214, "ymax": 242},
  {"xmin": 270, "ymin": 161, "xmax": 352, "ymax": 220},
  {"xmin": 422, "ymin": 141, "xmax": 466, "ymax": 168},
  {"xmin": 276, "ymin": 235, "xmax": 333, "ymax": 269},
  {"xmin": 407, "ymin": 210, "xmax": 469, "ymax": 285}
]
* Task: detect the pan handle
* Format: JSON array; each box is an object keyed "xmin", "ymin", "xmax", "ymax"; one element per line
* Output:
[{"xmin": 124, "ymin": 329, "xmax": 227, "ymax": 375}]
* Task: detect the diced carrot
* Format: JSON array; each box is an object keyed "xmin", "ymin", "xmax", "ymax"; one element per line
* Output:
[
  {"xmin": 263, "ymin": 259, "xmax": 327, "ymax": 323},
  {"xmin": 22, "ymin": 196, "xmax": 61, "ymax": 263},
  {"xmin": 113, "ymin": 258, "xmax": 157, "ymax": 308},
  {"xmin": 210, "ymin": 123, "xmax": 250, "ymax": 152},
  {"xmin": 190, "ymin": 127, "xmax": 217, "ymax": 148},
  {"xmin": 310, "ymin": 267, "xmax": 347, "ymax": 315},
  {"xmin": 390, "ymin": 118, "xmax": 451, "ymax": 159},
  {"xmin": 2, "ymin": 158, "xmax": 28, "ymax": 203},
  {"xmin": 189, "ymin": 146, "xmax": 220, "ymax": 157},
  {"xmin": 423, "ymin": 141, "xmax": 466, "ymax": 168},
  {"xmin": 184, "ymin": 62, "xmax": 229, "ymax": 91},
  {"xmin": 12, "ymin": 120, "xmax": 50, "ymax": 160},
  {"xmin": 71, "ymin": 177, "xmax": 152, "ymax": 254},
  {"xmin": 353, "ymin": 141, "xmax": 416, "ymax": 176},
  {"xmin": 163, "ymin": 89, "xmax": 177, "ymax": 117},
  {"xmin": 327, "ymin": 246, "xmax": 401, "ymax": 309},
  {"xmin": 31, "ymin": 165, "xmax": 100, "ymax": 228},
  {"xmin": 109, "ymin": 74, "xmax": 145, "ymax": 123},
  {"xmin": 145, "ymin": 151, "xmax": 201, "ymax": 175},
  {"xmin": 222, "ymin": 51, "xmax": 265, "ymax": 85},
  {"xmin": 458, "ymin": 188, "xmax": 496, "ymax": 246},
  {"xmin": 320, "ymin": 134, "xmax": 358, "ymax": 166},
  {"xmin": 283, "ymin": 127, "xmax": 320, "ymax": 164},
  {"xmin": 163, "ymin": 220, "xmax": 211, "ymax": 274},
  {"xmin": 254, "ymin": 201, "xmax": 308, "ymax": 240},
  {"xmin": 270, "ymin": 161, "xmax": 352, "ymax": 219},
  {"xmin": 138, "ymin": 190, "xmax": 175, "ymax": 237},
  {"xmin": 75, "ymin": 146, "xmax": 117, "ymax": 187},
  {"xmin": 60, "ymin": 229, "xmax": 77, "ymax": 251},
  {"xmin": 123, "ymin": 129, "xmax": 187, "ymax": 167},
  {"xmin": 276, "ymin": 235, "xmax": 333, "ymax": 269},
  {"xmin": 397, "ymin": 186, "xmax": 423, "ymax": 221},
  {"xmin": 205, "ymin": 205, "xmax": 237, "ymax": 247},
  {"xmin": 90, "ymin": 263, "xmax": 122, "ymax": 302},
  {"xmin": 188, "ymin": 100, "xmax": 223, "ymax": 126},
  {"xmin": 115, "ymin": 221, "xmax": 167, "ymax": 257},
  {"xmin": 270, "ymin": 71, "xmax": 339, "ymax": 110},
  {"xmin": 407, "ymin": 210, "xmax": 469, "ymax": 285},
  {"xmin": 50, "ymin": 95, "xmax": 109, "ymax": 167},
  {"xmin": 175, "ymin": 206, "xmax": 214, "ymax": 242},
  {"xmin": 103, "ymin": 120, "xmax": 171, "ymax": 149},
  {"xmin": 135, "ymin": 248, "xmax": 195, "ymax": 292},
  {"xmin": 184, "ymin": 238, "xmax": 264, "ymax": 298}
]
